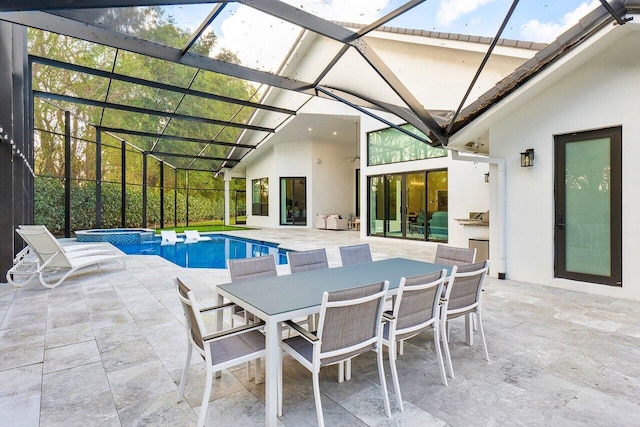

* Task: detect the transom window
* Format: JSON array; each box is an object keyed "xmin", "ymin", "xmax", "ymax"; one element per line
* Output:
[{"xmin": 368, "ymin": 124, "xmax": 447, "ymax": 166}]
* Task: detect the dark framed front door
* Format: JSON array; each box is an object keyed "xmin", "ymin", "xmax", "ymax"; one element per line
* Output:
[{"xmin": 554, "ymin": 126, "xmax": 622, "ymax": 286}]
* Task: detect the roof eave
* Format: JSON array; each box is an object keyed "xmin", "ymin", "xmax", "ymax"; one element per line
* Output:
[{"xmin": 446, "ymin": 0, "xmax": 629, "ymax": 138}]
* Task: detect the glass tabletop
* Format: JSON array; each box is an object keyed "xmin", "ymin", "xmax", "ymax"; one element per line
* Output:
[{"xmin": 217, "ymin": 257, "xmax": 451, "ymax": 316}]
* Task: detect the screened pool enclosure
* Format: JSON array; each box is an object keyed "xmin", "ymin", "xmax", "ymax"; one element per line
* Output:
[{"xmin": 0, "ymin": 0, "xmax": 631, "ymax": 277}]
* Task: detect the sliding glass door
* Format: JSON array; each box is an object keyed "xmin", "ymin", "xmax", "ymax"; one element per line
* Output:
[
  {"xmin": 369, "ymin": 176, "xmax": 385, "ymax": 236},
  {"xmin": 386, "ymin": 174, "xmax": 403, "ymax": 238},
  {"xmin": 368, "ymin": 169, "xmax": 447, "ymax": 241},
  {"xmin": 280, "ymin": 177, "xmax": 306, "ymax": 226},
  {"xmin": 426, "ymin": 170, "xmax": 448, "ymax": 241},
  {"xmin": 406, "ymin": 172, "xmax": 426, "ymax": 239}
]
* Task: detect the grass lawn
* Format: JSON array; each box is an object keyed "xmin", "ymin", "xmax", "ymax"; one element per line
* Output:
[{"xmin": 156, "ymin": 221, "xmax": 251, "ymax": 234}]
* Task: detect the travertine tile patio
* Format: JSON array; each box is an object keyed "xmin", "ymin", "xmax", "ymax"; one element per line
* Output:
[{"xmin": 1, "ymin": 228, "xmax": 639, "ymax": 426}]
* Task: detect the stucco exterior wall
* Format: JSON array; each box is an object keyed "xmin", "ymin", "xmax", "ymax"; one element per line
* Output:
[
  {"xmin": 488, "ymin": 31, "xmax": 640, "ymax": 300},
  {"xmin": 243, "ymin": 29, "xmax": 533, "ymax": 241},
  {"xmin": 366, "ymin": 36, "xmax": 529, "ymax": 111},
  {"xmin": 311, "ymin": 138, "xmax": 356, "ymax": 219},
  {"xmin": 245, "ymin": 135, "xmax": 356, "ymax": 228},
  {"xmin": 245, "ymin": 146, "xmax": 278, "ymax": 228}
]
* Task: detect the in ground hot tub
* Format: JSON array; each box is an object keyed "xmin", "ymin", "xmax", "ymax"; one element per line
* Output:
[{"xmin": 75, "ymin": 228, "xmax": 155, "ymax": 245}]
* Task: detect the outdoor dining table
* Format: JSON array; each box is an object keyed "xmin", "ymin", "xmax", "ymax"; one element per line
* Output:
[{"xmin": 216, "ymin": 257, "xmax": 452, "ymax": 427}]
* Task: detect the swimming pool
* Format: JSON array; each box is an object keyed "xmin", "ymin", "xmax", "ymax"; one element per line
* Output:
[{"xmin": 113, "ymin": 234, "xmax": 288, "ymax": 268}]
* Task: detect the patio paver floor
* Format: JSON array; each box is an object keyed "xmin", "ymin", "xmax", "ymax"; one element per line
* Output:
[{"xmin": 1, "ymin": 228, "xmax": 639, "ymax": 426}]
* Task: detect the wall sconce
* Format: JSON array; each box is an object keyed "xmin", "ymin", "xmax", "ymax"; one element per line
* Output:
[
  {"xmin": 520, "ymin": 148, "xmax": 534, "ymax": 167},
  {"xmin": 484, "ymin": 172, "xmax": 490, "ymax": 183}
]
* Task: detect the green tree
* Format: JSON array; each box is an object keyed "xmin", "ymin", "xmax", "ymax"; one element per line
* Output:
[{"xmin": 30, "ymin": 7, "xmax": 255, "ymax": 230}]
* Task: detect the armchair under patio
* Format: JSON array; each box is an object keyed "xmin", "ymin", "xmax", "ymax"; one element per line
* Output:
[
  {"xmin": 174, "ymin": 277, "xmax": 266, "ymax": 427},
  {"xmin": 279, "ymin": 281, "xmax": 392, "ymax": 426}
]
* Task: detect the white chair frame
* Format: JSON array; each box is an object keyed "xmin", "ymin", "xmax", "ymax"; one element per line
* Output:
[
  {"xmin": 440, "ymin": 261, "xmax": 490, "ymax": 378},
  {"xmin": 383, "ymin": 269, "xmax": 449, "ymax": 412},
  {"xmin": 174, "ymin": 277, "xmax": 266, "ymax": 427},
  {"xmin": 8, "ymin": 227, "xmax": 124, "ymax": 289},
  {"xmin": 280, "ymin": 281, "xmax": 391, "ymax": 427}
]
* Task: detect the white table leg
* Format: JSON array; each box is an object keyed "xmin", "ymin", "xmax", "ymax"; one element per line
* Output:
[
  {"xmin": 265, "ymin": 318, "xmax": 279, "ymax": 427},
  {"xmin": 465, "ymin": 313, "xmax": 474, "ymax": 346}
]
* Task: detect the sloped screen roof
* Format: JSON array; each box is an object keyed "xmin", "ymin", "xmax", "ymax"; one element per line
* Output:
[{"xmin": 0, "ymin": 0, "xmax": 629, "ymax": 171}]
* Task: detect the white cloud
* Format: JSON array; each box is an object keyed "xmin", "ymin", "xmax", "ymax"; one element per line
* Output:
[
  {"xmin": 211, "ymin": 0, "xmax": 389, "ymax": 73},
  {"xmin": 436, "ymin": 0, "xmax": 496, "ymax": 26},
  {"xmin": 520, "ymin": 0, "xmax": 600, "ymax": 43}
]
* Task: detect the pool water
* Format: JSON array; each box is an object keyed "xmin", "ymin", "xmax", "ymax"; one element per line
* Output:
[{"xmin": 114, "ymin": 234, "xmax": 288, "ymax": 268}]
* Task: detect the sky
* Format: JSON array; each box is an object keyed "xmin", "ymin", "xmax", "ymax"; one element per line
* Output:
[{"xmin": 167, "ymin": 0, "xmax": 602, "ymax": 72}]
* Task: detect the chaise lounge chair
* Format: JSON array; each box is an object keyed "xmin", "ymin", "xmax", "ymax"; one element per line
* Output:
[
  {"xmin": 17, "ymin": 225, "xmax": 114, "ymax": 257},
  {"xmin": 13, "ymin": 224, "xmax": 118, "ymax": 264},
  {"xmin": 183, "ymin": 230, "xmax": 212, "ymax": 244},
  {"xmin": 7, "ymin": 227, "xmax": 125, "ymax": 289}
]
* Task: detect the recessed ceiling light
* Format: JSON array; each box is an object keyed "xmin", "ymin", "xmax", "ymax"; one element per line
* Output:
[
  {"xmin": 333, "ymin": 131, "xmax": 337, "ymax": 135},
  {"xmin": 308, "ymin": 127, "xmax": 312, "ymax": 131}
]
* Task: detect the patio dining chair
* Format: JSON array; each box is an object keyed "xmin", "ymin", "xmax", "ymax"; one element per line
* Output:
[
  {"xmin": 434, "ymin": 244, "xmax": 480, "ymax": 331},
  {"xmin": 287, "ymin": 249, "xmax": 328, "ymax": 331},
  {"xmin": 228, "ymin": 255, "xmax": 278, "ymax": 327},
  {"xmin": 280, "ymin": 281, "xmax": 391, "ymax": 426},
  {"xmin": 287, "ymin": 248, "xmax": 329, "ymax": 274},
  {"xmin": 174, "ymin": 277, "xmax": 266, "ymax": 427},
  {"xmin": 440, "ymin": 260, "xmax": 490, "ymax": 378},
  {"xmin": 383, "ymin": 269, "xmax": 449, "ymax": 411},
  {"xmin": 339, "ymin": 243, "xmax": 372, "ymax": 266},
  {"xmin": 434, "ymin": 244, "xmax": 476, "ymax": 266},
  {"xmin": 228, "ymin": 254, "xmax": 278, "ymax": 282},
  {"xmin": 228, "ymin": 254, "xmax": 277, "ymax": 380}
]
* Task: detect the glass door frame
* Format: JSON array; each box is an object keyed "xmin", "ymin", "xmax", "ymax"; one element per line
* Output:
[
  {"xmin": 279, "ymin": 177, "xmax": 307, "ymax": 226},
  {"xmin": 385, "ymin": 173, "xmax": 405, "ymax": 238},
  {"xmin": 405, "ymin": 171, "xmax": 426, "ymax": 240},
  {"xmin": 554, "ymin": 126, "xmax": 622, "ymax": 286},
  {"xmin": 367, "ymin": 169, "xmax": 448, "ymax": 242}
]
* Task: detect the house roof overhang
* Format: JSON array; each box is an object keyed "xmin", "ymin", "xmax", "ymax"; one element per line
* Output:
[
  {"xmin": 448, "ymin": 16, "xmax": 640, "ymax": 153},
  {"xmin": 447, "ymin": 0, "xmax": 640, "ymax": 153}
]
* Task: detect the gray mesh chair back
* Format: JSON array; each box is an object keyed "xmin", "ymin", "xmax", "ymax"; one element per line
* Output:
[
  {"xmin": 319, "ymin": 281, "xmax": 387, "ymax": 365},
  {"xmin": 174, "ymin": 277, "xmax": 266, "ymax": 427},
  {"xmin": 445, "ymin": 261, "xmax": 488, "ymax": 313},
  {"xmin": 383, "ymin": 270, "xmax": 449, "ymax": 410},
  {"xmin": 280, "ymin": 281, "xmax": 391, "ymax": 426},
  {"xmin": 393, "ymin": 270, "xmax": 447, "ymax": 340},
  {"xmin": 176, "ymin": 278, "xmax": 205, "ymax": 352},
  {"xmin": 288, "ymin": 249, "xmax": 329, "ymax": 274},
  {"xmin": 441, "ymin": 260, "xmax": 490, "ymax": 378},
  {"xmin": 339, "ymin": 243, "xmax": 372, "ymax": 266},
  {"xmin": 228, "ymin": 254, "xmax": 277, "ymax": 282},
  {"xmin": 228, "ymin": 255, "xmax": 277, "ymax": 326},
  {"xmin": 434, "ymin": 244, "xmax": 476, "ymax": 266}
]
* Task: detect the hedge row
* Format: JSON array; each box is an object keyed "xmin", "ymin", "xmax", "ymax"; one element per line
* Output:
[{"xmin": 34, "ymin": 177, "xmax": 242, "ymax": 235}]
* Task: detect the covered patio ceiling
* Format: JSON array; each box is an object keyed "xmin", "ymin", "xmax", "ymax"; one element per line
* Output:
[{"xmin": 0, "ymin": 0, "xmax": 632, "ymax": 173}]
